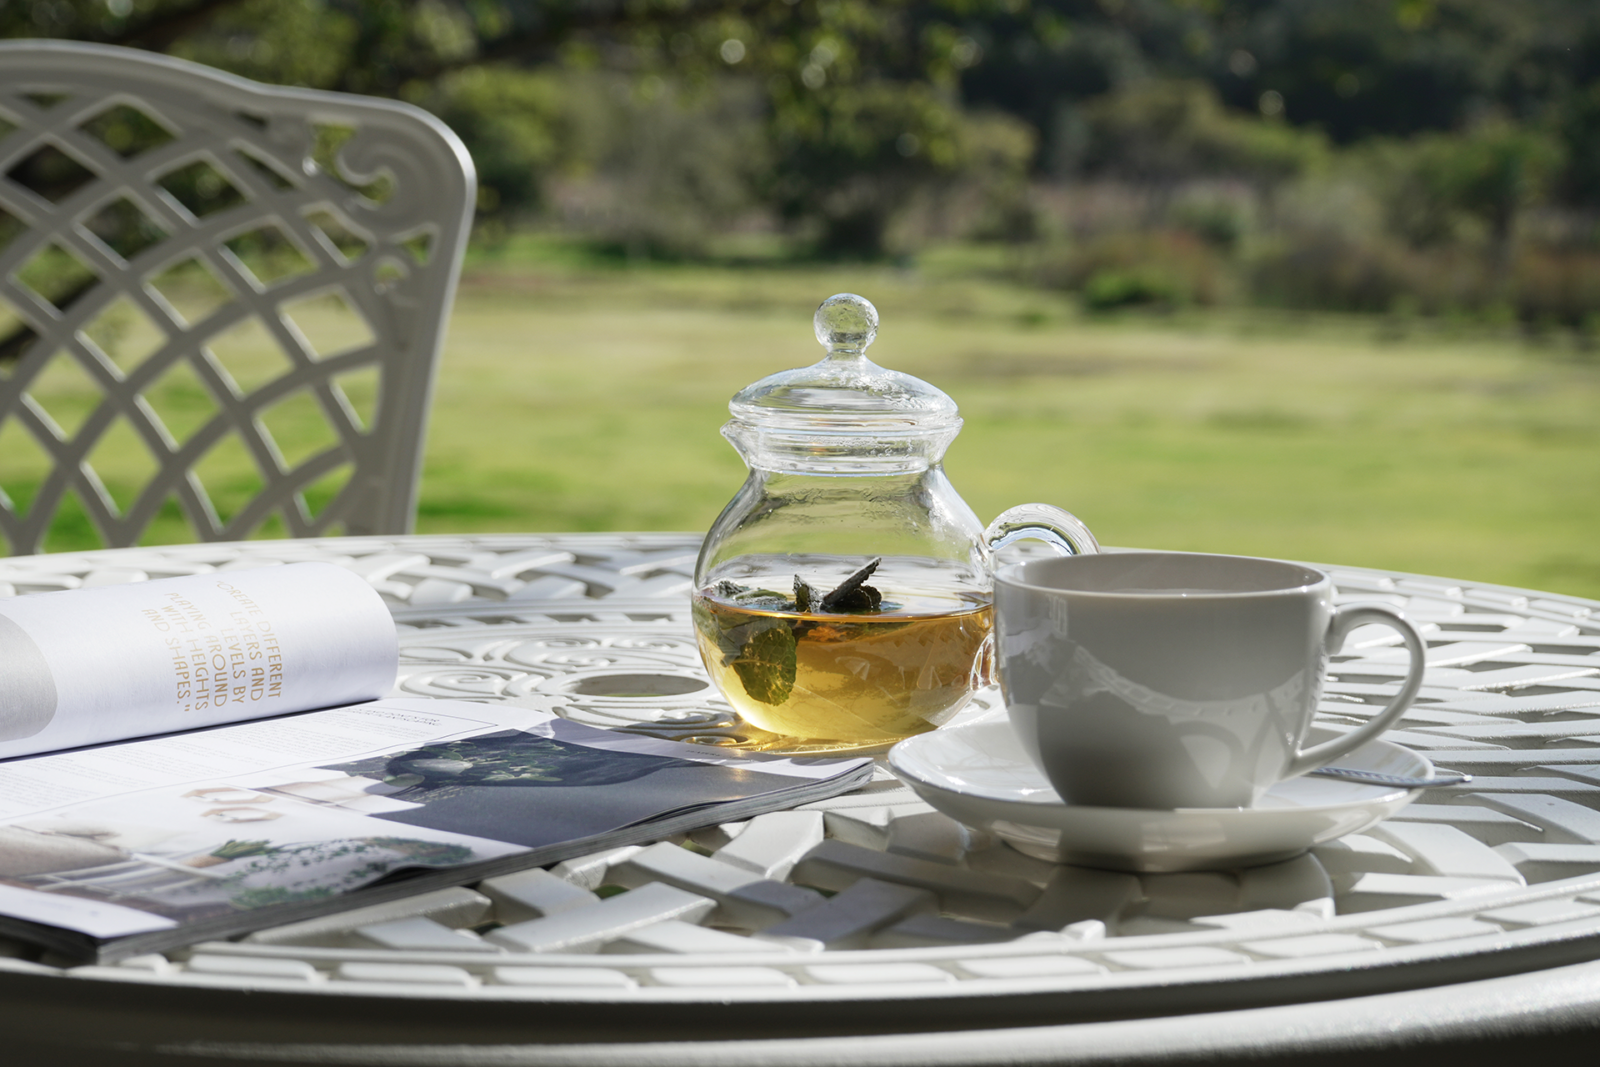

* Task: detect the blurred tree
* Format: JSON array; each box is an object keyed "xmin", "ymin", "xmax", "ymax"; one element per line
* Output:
[
  {"xmin": 429, "ymin": 65, "xmax": 565, "ymax": 222},
  {"xmin": 1557, "ymin": 81, "xmax": 1600, "ymax": 211},
  {"xmin": 1440, "ymin": 123, "xmax": 1564, "ymax": 270},
  {"xmin": 3, "ymin": 0, "xmax": 1003, "ymax": 256},
  {"xmin": 952, "ymin": 0, "xmax": 1600, "ymax": 197},
  {"xmin": 1202, "ymin": 0, "xmax": 1526, "ymax": 142},
  {"xmin": 1373, "ymin": 121, "xmax": 1564, "ymax": 269},
  {"xmin": 671, "ymin": 2, "xmax": 1025, "ymax": 256},
  {"xmin": 0, "ymin": 1, "xmax": 791, "ymax": 94},
  {"xmin": 10, "ymin": 0, "xmax": 1600, "ymax": 251},
  {"xmin": 769, "ymin": 83, "xmax": 1030, "ymax": 257}
]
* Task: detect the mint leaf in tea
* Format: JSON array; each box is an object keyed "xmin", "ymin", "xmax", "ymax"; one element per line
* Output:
[{"xmin": 729, "ymin": 623, "xmax": 798, "ymax": 706}]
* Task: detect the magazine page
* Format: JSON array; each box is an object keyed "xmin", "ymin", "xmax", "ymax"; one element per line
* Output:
[
  {"xmin": 0, "ymin": 700, "xmax": 523, "ymax": 940},
  {"xmin": 0, "ymin": 698, "xmax": 871, "ymax": 954},
  {"xmin": 0, "ymin": 563, "xmax": 397, "ymax": 760},
  {"xmin": 0, "ymin": 700, "xmax": 516, "ymax": 823}
]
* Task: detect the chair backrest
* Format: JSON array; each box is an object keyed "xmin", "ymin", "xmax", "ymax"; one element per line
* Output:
[{"xmin": 0, "ymin": 41, "xmax": 474, "ymax": 555}]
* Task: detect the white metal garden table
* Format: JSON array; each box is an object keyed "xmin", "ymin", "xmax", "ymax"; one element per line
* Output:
[{"xmin": 3, "ymin": 533, "xmax": 1600, "ymax": 1065}]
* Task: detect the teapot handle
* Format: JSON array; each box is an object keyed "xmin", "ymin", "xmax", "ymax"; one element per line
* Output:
[{"xmin": 984, "ymin": 504, "xmax": 1100, "ymax": 558}]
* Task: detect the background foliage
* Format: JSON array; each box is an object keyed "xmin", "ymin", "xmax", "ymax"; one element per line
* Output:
[
  {"xmin": 5, "ymin": 1, "xmax": 1600, "ymax": 597},
  {"xmin": 8, "ymin": 0, "xmax": 1600, "ymax": 320}
]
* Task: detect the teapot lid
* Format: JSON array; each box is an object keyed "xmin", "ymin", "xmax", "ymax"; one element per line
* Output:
[{"xmin": 725, "ymin": 294, "xmax": 961, "ymax": 474}]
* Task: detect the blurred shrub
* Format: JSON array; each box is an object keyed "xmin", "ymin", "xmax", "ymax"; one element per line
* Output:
[
  {"xmin": 1512, "ymin": 248, "xmax": 1600, "ymax": 330},
  {"xmin": 1246, "ymin": 225, "xmax": 1600, "ymax": 329},
  {"xmin": 1166, "ymin": 185, "xmax": 1255, "ymax": 250},
  {"xmin": 1247, "ymin": 227, "xmax": 1427, "ymax": 314},
  {"xmin": 1034, "ymin": 230, "xmax": 1231, "ymax": 310}
]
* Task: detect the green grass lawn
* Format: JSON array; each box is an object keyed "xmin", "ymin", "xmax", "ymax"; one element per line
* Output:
[{"xmin": 9, "ymin": 237, "xmax": 1600, "ymax": 601}]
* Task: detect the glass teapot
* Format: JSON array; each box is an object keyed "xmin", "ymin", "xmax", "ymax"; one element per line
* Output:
[{"xmin": 692, "ymin": 293, "xmax": 1098, "ymax": 754}]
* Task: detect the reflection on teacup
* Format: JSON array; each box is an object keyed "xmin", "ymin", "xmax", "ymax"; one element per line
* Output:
[{"xmin": 995, "ymin": 552, "xmax": 1425, "ymax": 810}]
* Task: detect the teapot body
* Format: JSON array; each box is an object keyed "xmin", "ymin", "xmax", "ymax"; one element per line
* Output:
[{"xmin": 691, "ymin": 294, "xmax": 1095, "ymax": 754}]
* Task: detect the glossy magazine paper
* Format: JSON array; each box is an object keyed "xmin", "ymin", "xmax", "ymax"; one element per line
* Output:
[
  {"xmin": 0, "ymin": 698, "xmax": 870, "ymax": 962},
  {"xmin": 0, "ymin": 563, "xmax": 397, "ymax": 759},
  {"xmin": 0, "ymin": 569, "xmax": 871, "ymax": 962}
]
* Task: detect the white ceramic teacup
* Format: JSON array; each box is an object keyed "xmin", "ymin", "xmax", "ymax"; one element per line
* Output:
[{"xmin": 994, "ymin": 552, "xmax": 1426, "ymax": 810}]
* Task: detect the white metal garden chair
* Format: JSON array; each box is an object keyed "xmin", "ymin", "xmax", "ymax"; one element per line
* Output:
[{"xmin": 0, "ymin": 41, "xmax": 475, "ymax": 555}]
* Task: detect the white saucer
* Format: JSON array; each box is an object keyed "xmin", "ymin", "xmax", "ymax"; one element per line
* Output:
[{"xmin": 888, "ymin": 721, "xmax": 1432, "ymax": 873}]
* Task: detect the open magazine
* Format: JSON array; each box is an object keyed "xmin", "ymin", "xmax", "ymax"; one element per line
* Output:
[{"xmin": 0, "ymin": 567, "xmax": 871, "ymax": 963}]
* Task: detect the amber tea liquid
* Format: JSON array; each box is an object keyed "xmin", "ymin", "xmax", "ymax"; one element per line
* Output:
[{"xmin": 693, "ymin": 587, "xmax": 992, "ymax": 754}]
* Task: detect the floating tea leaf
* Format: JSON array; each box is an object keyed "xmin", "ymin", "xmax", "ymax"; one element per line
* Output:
[
  {"xmin": 714, "ymin": 580, "xmax": 791, "ymax": 612},
  {"xmin": 820, "ymin": 557, "xmax": 883, "ymax": 614}
]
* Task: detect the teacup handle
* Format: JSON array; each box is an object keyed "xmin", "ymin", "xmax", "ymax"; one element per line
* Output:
[
  {"xmin": 1285, "ymin": 604, "xmax": 1426, "ymax": 778},
  {"xmin": 984, "ymin": 504, "xmax": 1100, "ymax": 558}
]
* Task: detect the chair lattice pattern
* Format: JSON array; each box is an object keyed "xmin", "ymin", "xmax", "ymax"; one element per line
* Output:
[{"xmin": 0, "ymin": 42, "xmax": 473, "ymax": 555}]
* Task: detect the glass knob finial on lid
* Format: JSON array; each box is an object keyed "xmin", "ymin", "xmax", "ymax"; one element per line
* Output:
[
  {"xmin": 693, "ymin": 292, "xmax": 1099, "ymax": 756},
  {"xmin": 814, "ymin": 292, "xmax": 879, "ymax": 352}
]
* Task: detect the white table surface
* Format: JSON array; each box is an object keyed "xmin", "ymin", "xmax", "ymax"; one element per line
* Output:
[{"xmin": 3, "ymin": 533, "xmax": 1600, "ymax": 1065}]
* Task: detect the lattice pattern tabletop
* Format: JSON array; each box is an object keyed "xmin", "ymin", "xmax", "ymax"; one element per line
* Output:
[{"xmin": 2, "ymin": 534, "xmax": 1600, "ymax": 1033}]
